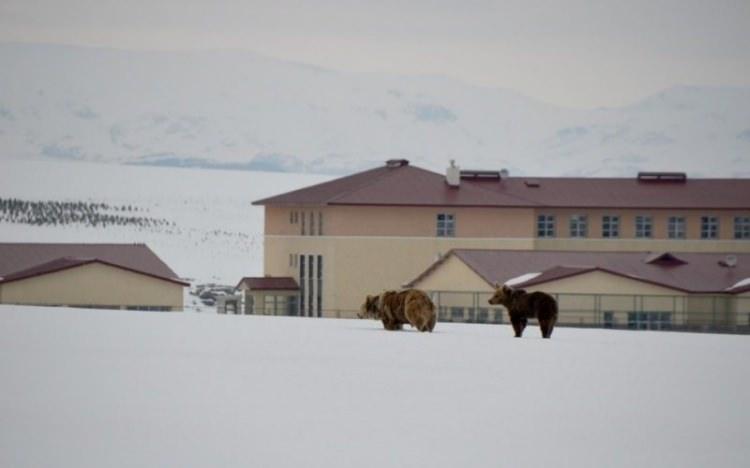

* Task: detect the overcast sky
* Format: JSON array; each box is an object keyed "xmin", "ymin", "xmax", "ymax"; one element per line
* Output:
[{"xmin": 1, "ymin": 0, "xmax": 749, "ymax": 108}]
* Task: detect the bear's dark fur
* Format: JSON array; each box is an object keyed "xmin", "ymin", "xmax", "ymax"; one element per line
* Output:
[
  {"xmin": 359, "ymin": 289, "xmax": 436, "ymax": 332},
  {"xmin": 488, "ymin": 284, "xmax": 558, "ymax": 338}
]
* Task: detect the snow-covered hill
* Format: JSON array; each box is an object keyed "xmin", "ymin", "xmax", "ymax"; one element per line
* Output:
[
  {"xmin": 1, "ymin": 43, "xmax": 749, "ymax": 177},
  {"xmin": 1, "ymin": 305, "xmax": 748, "ymax": 468},
  {"xmin": 0, "ymin": 158, "xmax": 331, "ymax": 289}
]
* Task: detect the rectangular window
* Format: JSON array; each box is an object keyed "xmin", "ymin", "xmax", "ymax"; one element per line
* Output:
[
  {"xmin": 308, "ymin": 255, "xmax": 314, "ymax": 317},
  {"xmin": 436, "ymin": 213, "xmax": 455, "ymax": 237},
  {"xmin": 289, "ymin": 253, "xmax": 294, "ymax": 267},
  {"xmin": 537, "ymin": 214, "xmax": 555, "ymax": 238},
  {"xmin": 476, "ymin": 308, "xmax": 489, "ymax": 323},
  {"xmin": 734, "ymin": 217, "xmax": 750, "ymax": 239},
  {"xmin": 450, "ymin": 307, "xmax": 464, "ymax": 322},
  {"xmin": 602, "ymin": 215, "xmax": 620, "ymax": 238},
  {"xmin": 287, "ymin": 296, "xmax": 298, "ymax": 316},
  {"xmin": 603, "ymin": 311, "xmax": 615, "ymax": 329},
  {"xmin": 301, "ymin": 211, "xmax": 306, "ymax": 235},
  {"xmin": 316, "ymin": 255, "xmax": 323, "ymax": 317},
  {"xmin": 668, "ymin": 217, "xmax": 686, "ymax": 239},
  {"xmin": 309, "ymin": 212, "xmax": 315, "ymax": 236},
  {"xmin": 264, "ymin": 295, "xmax": 276, "ymax": 315},
  {"xmin": 701, "ymin": 216, "xmax": 719, "ymax": 239},
  {"xmin": 569, "ymin": 214, "xmax": 588, "ymax": 238},
  {"xmin": 299, "ymin": 255, "xmax": 305, "ymax": 316},
  {"xmin": 318, "ymin": 211, "xmax": 323, "ymax": 236},
  {"xmin": 628, "ymin": 312, "xmax": 672, "ymax": 330},
  {"xmin": 289, "ymin": 211, "xmax": 294, "ymax": 224},
  {"xmin": 635, "ymin": 215, "xmax": 652, "ymax": 238},
  {"xmin": 494, "ymin": 309, "xmax": 504, "ymax": 323}
]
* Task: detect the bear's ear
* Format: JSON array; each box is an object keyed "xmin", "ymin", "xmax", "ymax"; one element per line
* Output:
[
  {"xmin": 502, "ymin": 284, "xmax": 512, "ymax": 293},
  {"xmin": 494, "ymin": 282, "xmax": 501, "ymax": 290}
]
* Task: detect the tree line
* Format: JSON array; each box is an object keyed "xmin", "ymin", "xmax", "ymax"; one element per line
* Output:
[{"xmin": 0, "ymin": 197, "xmax": 173, "ymax": 229}]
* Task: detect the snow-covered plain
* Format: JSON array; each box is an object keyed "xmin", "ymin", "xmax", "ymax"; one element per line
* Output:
[
  {"xmin": 0, "ymin": 158, "xmax": 331, "ymax": 287},
  {"xmin": 1, "ymin": 305, "xmax": 748, "ymax": 468}
]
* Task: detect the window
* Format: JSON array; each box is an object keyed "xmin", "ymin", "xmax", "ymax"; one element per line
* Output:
[
  {"xmin": 635, "ymin": 215, "xmax": 652, "ymax": 238},
  {"xmin": 318, "ymin": 211, "xmax": 323, "ymax": 236},
  {"xmin": 602, "ymin": 215, "xmax": 620, "ymax": 238},
  {"xmin": 476, "ymin": 308, "xmax": 489, "ymax": 323},
  {"xmin": 494, "ymin": 309, "xmax": 504, "ymax": 323},
  {"xmin": 668, "ymin": 217, "xmax": 686, "ymax": 239},
  {"xmin": 308, "ymin": 255, "xmax": 314, "ymax": 317},
  {"xmin": 299, "ymin": 255, "xmax": 305, "ymax": 315},
  {"xmin": 569, "ymin": 215, "xmax": 588, "ymax": 238},
  {"xmin": 309, "ymin": 212, "xmax": 316, "ymax": 236},
  {"xmin": 628, "ymin": 312, "xmax": 672, "ymax": 330},
  {"xmin": 437, "ymin": 213, "xmax": 455, "ymax": 237},
  {"xmin": 264, "ymin": 295, "xmax": 276, "ymax": 315},
  {"xmin": 603, "ymin": 311, "xmax": 615, "ymax": 328},
  {"xmin": 450, "ymin": 307, "xmax": 464, "ymax": 322},
  {"xmin": 701, "ymin": 216, "xmax": 719, "ymax": 239},
  {"xmin": 316, "ymin": 255, "xmax": 323, "ymax": 317},
  {"xmin": 301, "ymin": 211, "xmax": 306, "ymax": 235},
  {"xmin": 735, "ymin": 217, "xmax": 750, "ymax": 239},
  {"xmin": 537, "ymin": 214, "xmax": 555, "ymax": 238}
]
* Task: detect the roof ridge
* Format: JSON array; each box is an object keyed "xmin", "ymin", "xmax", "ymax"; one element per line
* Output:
[{"xmin": 326, "ymin": 165, "xmax": 419, "ymax": 204}]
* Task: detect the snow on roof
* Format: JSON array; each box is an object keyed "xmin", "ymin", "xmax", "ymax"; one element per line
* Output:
[
  {"xmin": 727, "ymin": 278, "xmax": 750, "ymax": 291},
  {"xmin": 505, "ymin": 272, "xmax": 541, "ymax": 287}
]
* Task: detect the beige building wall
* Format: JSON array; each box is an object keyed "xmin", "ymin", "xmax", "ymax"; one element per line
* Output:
[
  {"xmin": 412, "ymin": 261, "xmax": 689, "ymax": 326},
  {"xmin": 268, "ymin": 205, "xmax": 750, "ymax": 245},
  {"xmin": 0, "ymin": 263, "xmax": 184, "ymax": 310},
  {"xmin": 261, "ymin": 204, "xmax": 749, "ymax": 317},
  {"xmin": 266, "ymin": 205, "xmax": 535, "ymax": 238},
  {"xmin": 265, "ymin": 235, "xmax": 534, "ymax": 317}
]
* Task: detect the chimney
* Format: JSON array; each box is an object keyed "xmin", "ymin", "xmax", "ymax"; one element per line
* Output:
[
  {"xmin": 446, "ymin": 160, "xmax": 460, "ymax": 187},
  {"xmin": 500, "ymin": 168, "xmax": 510, "ymax": 178}
]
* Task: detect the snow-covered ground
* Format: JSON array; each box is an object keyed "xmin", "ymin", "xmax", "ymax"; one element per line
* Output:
[
  {"xmin": 1, "ymin": 305, "xmax": 748, "ymax": 468},
  {"xmin": 0, "ymin": 158, "xmax": 332, "ymax": 287}
]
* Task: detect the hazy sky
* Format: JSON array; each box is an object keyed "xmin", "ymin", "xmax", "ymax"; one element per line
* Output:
[{"xmin": 2, "ymin": 0, "xmax": 749, "ymax": 108}]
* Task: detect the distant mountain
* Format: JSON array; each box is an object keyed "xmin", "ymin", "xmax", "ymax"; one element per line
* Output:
[{"xmin": 1, "ymin": 43, "xmax": 749, "ymax": 177}]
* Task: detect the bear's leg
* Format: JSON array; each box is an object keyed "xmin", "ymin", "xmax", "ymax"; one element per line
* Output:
[
  {"xmin": 404, "ymin": 307, "xmax": 424, "ymax": 332},
  {"xmin": 539, "ymin": 318, "xmax": 549, "ymax": 338},
  {"xmin": 545, "ymin": 316, "xmax": 557, "ymax": 338},
  {"xmin": 427, "ymin": 314, "xmax": 436, "ymax": 332},
  {"xmin": 510, "ymin": 315, "xmax": 526, "ymax": 337}
]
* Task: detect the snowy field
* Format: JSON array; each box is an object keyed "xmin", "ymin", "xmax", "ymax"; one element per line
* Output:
[
  {"xmin": 1, "ymin": 305, "xmax": 748, "ymax": 468},
  {"xmin": 0, "ymin": 158, "xmax": 332, "ymax": 288}
]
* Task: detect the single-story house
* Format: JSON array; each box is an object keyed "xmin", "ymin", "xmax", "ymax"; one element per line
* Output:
[
  {"xmin": 234, "ymin": 276, "xmax": 299, "ymax": 316},
  {"xmin": 0, "ymin": 243, "xmax": 188, "ymax": 310},
  {"xmin": 407, "ymin": 249, "xmax": 750, "ymax": 330}
]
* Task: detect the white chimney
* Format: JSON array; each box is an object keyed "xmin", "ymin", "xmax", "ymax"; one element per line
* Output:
[{"xmin": 446, "ymin": 160, "xmax": 460, "ymax": 187}]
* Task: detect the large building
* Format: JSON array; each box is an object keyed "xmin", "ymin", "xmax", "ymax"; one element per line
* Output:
[
  {"xmin": 0, "ymin": 243, "xmax": 187, "ymax": 310},
  {"xmin": 253, "ymin": 159, "xmax": 750, "ymax": 325}
]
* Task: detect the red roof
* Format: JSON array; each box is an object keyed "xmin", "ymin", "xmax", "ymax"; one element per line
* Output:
[
  {"xmin": 0, "ymin": 243, "xmax": 188, "ymax": 286},
  {"xmin": 236, "ymin": 277, "xmax": 299, "ymax": 291},
  {"xmin": 253, "ymin": 161, "xmax": 750, "ymax": 209},
  {"xmin": 408, "ymin": 249, "xmax": 750, "ymax": 294}
]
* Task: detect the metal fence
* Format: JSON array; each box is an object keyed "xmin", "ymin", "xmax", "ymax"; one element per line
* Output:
[
  {"xmin": 218, "ymin": 291, "xmax": 750, "ymax": 334},
  {"xmin": 427, "ymin": 290, "xmax": 750, "ymax": 334}
]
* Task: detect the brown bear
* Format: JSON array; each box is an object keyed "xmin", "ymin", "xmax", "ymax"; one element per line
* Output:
[
  {"xmin": 359, "ymin": 289, "xmax": 436, "ymax": 332},
  {"xmin": 488, "ymin": 284, "xmax": 558, "ymax": 338}
]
